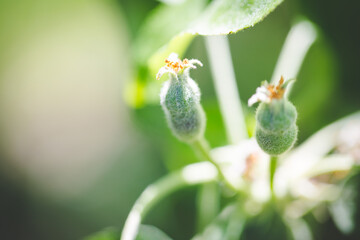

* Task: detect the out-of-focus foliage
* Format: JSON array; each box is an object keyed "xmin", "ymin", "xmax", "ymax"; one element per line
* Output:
[
  {"xmin": 0, "ymin": 0, "xmax": 359, "ymax": 240},
  {"xmin": 192, "ymin": 204, "xmax": 245, "ymax": 240},
  {"xmin": 86, "ymin": 225, "xmax": 173, "ymax": 240},
  {"xmin": 136, "ymin": 225, "xmax": 173, "ymax": 240},
  {"xmin": 85, "ymin": 227, "xmax": 119, "ymax": 240}
]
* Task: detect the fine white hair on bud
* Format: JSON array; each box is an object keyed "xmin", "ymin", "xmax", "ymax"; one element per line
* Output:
[{"xmin": 157, "ymin": 53, "xmax": 205, "ymax": 143}]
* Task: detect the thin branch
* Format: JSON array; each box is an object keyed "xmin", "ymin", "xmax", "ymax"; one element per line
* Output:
[
  {"xmin": 120, "ymin": 162, "xmax": 218, "ymax": 240},
  {"xmin": 192, "ymin": 137, "xmax": 239, "ymax": 193}
]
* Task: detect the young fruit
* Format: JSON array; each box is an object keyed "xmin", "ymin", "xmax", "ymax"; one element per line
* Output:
[
  {"xmin": 248, "ymin": 77, "xmax": 298, "ymax": 155},
  {"xmin": 157, "ymin": 53, "xmax": 205, "ymax": 143}
]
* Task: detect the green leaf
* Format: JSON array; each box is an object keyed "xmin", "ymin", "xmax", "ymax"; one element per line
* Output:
[
  {"xmin": 284, "ymin": 218, "xmax": 313, "ymax": 240},
  {"xmin": 187, "ymin": 0, "xmax": 284, "ymax": 35},
  {"xmin": 196, "ymin": 183, "xmax": 221, "ymax": 231},
  {"xmin": 157, "ymin": 0, "xmax": 187, "ymax": 5},
  {"xmin": 85, "ymin": 225, "xmax": 172, "ymax": 240},
  {"xmin": 134, "ymin": 0, "xmax": 206, "ymax": 65},
  {"xmin": 136, "ymin": 225, "xmax": 173, "ymax": 240},
  {"xmin": 136, "ymin": 0, "xmax": 284, "ymax": 70},
  {"xmin": 192, "ymin": 204, "xmax": 245, "ymax": 240},
  {"xmin": 136, "ymin": 0, "xmax": 284, "ymax": 64},
  {"xmin": 84, "ymin": 227, "xmax": 119, "ymax": 240},
  {"xmin": 329, "ymin": 178, "xmax": 358, "ymax": 235},
  {"xmin": 137, "ymin": 0, "xmax": 284, "ymax": 63},
  {"xmin": 129, "ymin": 0, "xmax": 285, "ymax": 107}
]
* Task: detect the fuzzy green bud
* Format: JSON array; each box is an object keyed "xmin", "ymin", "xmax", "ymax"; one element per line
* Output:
[
  {"xmin": 157, "ymin": 54, "xmax": 205, "ymax": 143},
  {"xmin": 255, "ymin": 99, "xmax": 297, "ymax": 155},
  {"xmin": 249, "ymin": 77, "xmax": 298, "ymax": 155}
]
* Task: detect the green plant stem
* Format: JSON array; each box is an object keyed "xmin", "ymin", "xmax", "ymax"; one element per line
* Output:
[
  {"xmin": 193, "ymin": 138, "xmax": 238, "ymax": 193},
  {"xmin": 270, "ymin": 155, "xmax": 278, "ymax": 195},
  {"xmin": 205, "ymin": 35, "xmax": 248, "ymax": 144},
  {"xmin": 270, "ymin": 20, "xmax": 317, "ymax": 96},
  {"xmin": 120, "ymin": 162, "xmax": 218, "ymax": 240}
]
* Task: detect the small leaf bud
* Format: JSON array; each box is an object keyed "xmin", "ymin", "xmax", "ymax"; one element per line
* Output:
[{"xmin": 157, "ymin": 53, "xmax": 205, "ymax": 143}]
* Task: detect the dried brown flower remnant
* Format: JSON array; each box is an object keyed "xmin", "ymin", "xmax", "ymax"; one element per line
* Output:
[
  {"xmin": 164, "ymin": 57, "xmax": 189, "ymax": 73},
  {"xmin": 267, "ymin": 76, "xmax": 285, "ymax": 100},
  {"xmin": 248, "ymin": 76, "xmax": 289, "ymax": 106},
  {"xmin": 156, "ymin": 53, "xmax": 203, "ymax": 80}
]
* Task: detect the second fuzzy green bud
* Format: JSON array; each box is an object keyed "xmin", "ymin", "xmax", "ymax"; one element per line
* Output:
[
  {"xmin": 249, "ymin": 78, "xmax": 298, "ymax": 155},
  {"xmin": 256, "ymin": 99, "xmax": 297, "ymax": 155}
]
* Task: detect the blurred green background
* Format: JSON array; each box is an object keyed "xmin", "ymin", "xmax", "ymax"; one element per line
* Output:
[{"xmin": 0, "ymin": 0, "xmax": 359, "ymax": 239}]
